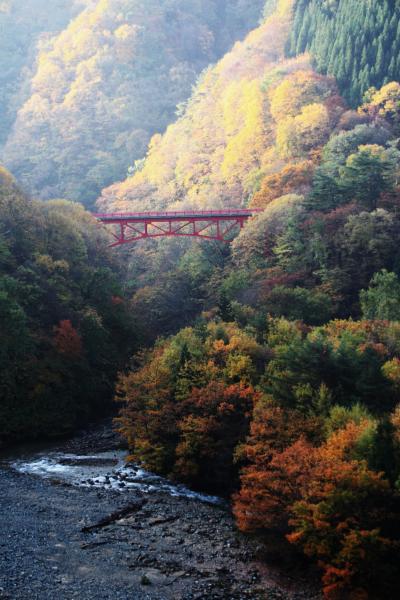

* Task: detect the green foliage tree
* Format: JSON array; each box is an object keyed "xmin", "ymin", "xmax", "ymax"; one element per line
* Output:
[
  {"xmin": 263, "ymin": 285, "xmax": 334, "ymax": 325},
  {"xmin": 265, "ymin": 321, "xmax": 398, "ymax": 414},
  {"xmin": 340, "ymin": 146, "xmax": 396, "ymax": 210},
  {"xmin": 287, "ymin": 0, "xmax": 400, "ymax": 106},
  {"xmin": 360, "ymin": 270, "xmax": 400, "ymax": 321}
]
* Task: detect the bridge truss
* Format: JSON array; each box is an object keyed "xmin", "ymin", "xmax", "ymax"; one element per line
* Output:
[{"xmin": 94, "ymin": 209, "xmax": 261, "ymax": 247}]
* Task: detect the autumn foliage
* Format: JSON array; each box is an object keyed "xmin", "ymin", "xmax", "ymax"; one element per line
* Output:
[
  {"xmin": 3, "ymin": 2, "xmax": 400, "ymax": 598},
  {"xmin": 53, "ymin": 320, "xmax": 82, "ymax": 358},
  {"xmin": 251, "ymin": 161, "xmax": 314, "ymax": 209},
  {"xmin": 235, "ymin": 416, "xmax": 398, "ymax": 598},
  {"xmin": 116, "ymin": 323, "xmax": 264, "ymax": 492},
  {"xmin": 231, "ymin": 320, "xmax": 400, "ymax": 599},
  {"xmin": 106, "ymin": 7, "xmax": 400, "ymax": 596},
  {"xmin": 2, "ymin": 0, "xmax": 266, "ymax": 204},
  {"xmin": 117, "ymin": 317, "xmax": 400, "ymax": 597}
]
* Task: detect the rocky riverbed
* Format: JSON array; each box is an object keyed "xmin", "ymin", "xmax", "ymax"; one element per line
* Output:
[{"xmin": 0, "ymin": 423, "xmax": 321, "ymax": 600}]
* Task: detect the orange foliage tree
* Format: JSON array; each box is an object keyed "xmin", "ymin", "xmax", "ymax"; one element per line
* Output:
[
  {"xmin": 175, "ymin": 381, "xmax": 260, "ymax": 491},
  {"xmin": 235, "ymin": 415, "xmax": 399, "ymax": 599},
  {"xmin": 233, "ymin": 401, "xmax": 322, "ymax": 531},
  {"xmin": 115, "ymin": 346, "xmax": 178, "ymax": 473},
  {"xmin": 251, "ymin": 161, "xmax": 314, "ymax": 209},
  {"xmin": 288, "ymin": 422, "xmax": 396, "ymax": 600}
]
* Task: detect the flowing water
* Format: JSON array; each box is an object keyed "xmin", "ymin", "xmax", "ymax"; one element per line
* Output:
[{"xmin": 7, "ymin": 448, "xmax": 222, "ymax": 505}]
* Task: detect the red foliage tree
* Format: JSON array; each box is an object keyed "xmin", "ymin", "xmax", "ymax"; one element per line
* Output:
[{"xmin": 53, "ymin": 319, "xmax": 82, "ymax": 358}]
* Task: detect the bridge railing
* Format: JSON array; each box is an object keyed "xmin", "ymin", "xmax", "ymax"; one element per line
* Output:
[{"xmin": 94, "ymin": 208, "xmax": 263, "ymax": 219}]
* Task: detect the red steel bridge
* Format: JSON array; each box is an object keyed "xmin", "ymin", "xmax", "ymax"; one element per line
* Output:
[{"xmin": 94, "ymin": 209, "xmax": 262, "ymax": 247}]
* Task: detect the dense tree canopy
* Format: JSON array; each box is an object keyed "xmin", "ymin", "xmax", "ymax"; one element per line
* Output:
[
  {"xmin": 0, "ymin": 167, "xmax": 137, "ymax": 444},
  {"xmin": 106, "ymin": 7, "xmax": 400, "ymax": 596},
  {"xmin": 118, "ymin": 314, "xmax": 400, "ymax": 597},
  {"xmin": 99, "ymin": 2, "xmax": 342, "ymax": 215},
  {"xmin": 287, "ymin": 0, "xmax": 400, "ymax": 106}
]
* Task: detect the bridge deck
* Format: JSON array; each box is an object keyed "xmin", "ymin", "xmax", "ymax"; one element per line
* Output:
[{"xmin": 94, "ymin": 209, "xmax": 261, "ymax": 222}]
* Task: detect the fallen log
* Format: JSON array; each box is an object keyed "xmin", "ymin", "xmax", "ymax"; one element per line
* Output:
[{"xmin": 82, "ymin": 500, "xmax": 146, "ymax": 532}]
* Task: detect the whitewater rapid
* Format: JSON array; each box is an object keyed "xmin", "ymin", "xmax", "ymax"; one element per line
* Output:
[{"xmin": 10, "ymin": 450, "xmax": 222, "ymax": 505}]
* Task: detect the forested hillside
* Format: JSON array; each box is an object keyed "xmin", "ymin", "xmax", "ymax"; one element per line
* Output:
[
  {"xmin": 115, "ymin": 75, "xmax": 400, "ymax": 598},
  {"xmin": 116, "ymin": 79, "xmax": 400, "ymax": 594},
  {"xmin": 98, "ymin": 0, "xmax": 400, "ymax": 345},
  {"xmin": 2, "ymin": 0, "xmax": 265, "ymax": 205},
  {"xmin": 101, "ymin": 0, "xmax": 400, "ymax": 213},
  {"xmin": 0, "ymin": 167, "xmax": 136, "ymax": 444},
  {"xmin": 2, "ymin": 1, "xmax": 400, "ymax": 597},
  {"xmin": 286, "ymin": 0, "xmax": 400, "ymax": 106},
  {"xmin": 102, "ymin": 1, "xmax": 400, "ymax": 597},
  {"xmin": 0, "ymin": 0, "xmax": 86, "ymax": 146}
]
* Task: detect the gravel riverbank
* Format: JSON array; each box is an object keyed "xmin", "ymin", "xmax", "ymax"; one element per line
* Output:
[{"xmin": 0, "ymin": 424, "xmax": 321, "ymax": 600}]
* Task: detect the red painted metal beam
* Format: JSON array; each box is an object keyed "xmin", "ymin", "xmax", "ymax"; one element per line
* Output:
[{"xmin": 93, "ymin": 209, "xmax": 262, "ymax": 246}]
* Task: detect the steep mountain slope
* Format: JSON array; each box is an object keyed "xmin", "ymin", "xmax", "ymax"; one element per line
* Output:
[
  {"xmin": 99, "ymin": 0, "xmax": 400, "ymax": 214},
  {"xmin": 286, "ymin": 0, "xmax": 400, "ymax": 106},
  {"xmin": 2, "ymin": 0, "xmax": 265, "ymax": 205},
  {"xmin": 98, "ymin": 0, "xmax": 345, "ymax": 212},
  {"xmin": 0, "ymin": 0, "xmax": 87, "ymax": 146}
]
